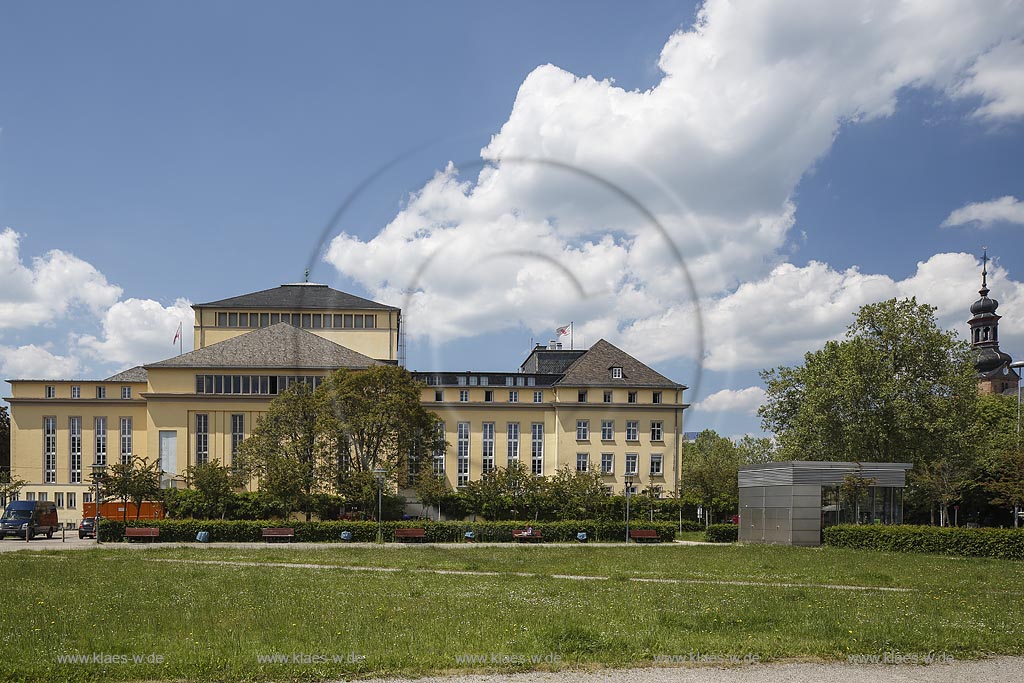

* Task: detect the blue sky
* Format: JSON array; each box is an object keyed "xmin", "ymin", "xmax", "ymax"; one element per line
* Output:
[{"xmin": 2, "ymin": 1, "xmax": 1023, "ymax": 438}]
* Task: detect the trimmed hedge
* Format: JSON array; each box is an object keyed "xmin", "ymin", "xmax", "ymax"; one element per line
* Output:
[
  {"xmin": 99, "ymin": 519, "xmax": 680, "ymax": 544},
  {"xmin": 824, "ymin": 524, "xmax": 1024, "ymax": 560},
  {"xmin": 705, "ymin": 524, "xmax": 738, "ymax": 543}
]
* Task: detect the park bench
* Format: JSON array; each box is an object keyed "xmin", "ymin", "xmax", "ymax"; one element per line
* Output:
[
  {"xmin": 125, "ymin": 527, "xmax": 159, "ymax": 543},
  {"xmin": 512, "ymin": 529, "xmax": 543, "ymax": 543},
  {"xmin": 394, "ymin": 528, "xmax": 426, "ymax": 543},
  {"xmin": 629, "ymin": 529, "xmax": 661, "ymax": 543},
  {"xmin": 262, "ymin": 527, "xmax": 295, "ymax": 543}
]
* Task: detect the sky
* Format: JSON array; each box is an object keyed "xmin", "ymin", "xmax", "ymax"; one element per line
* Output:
[{"xmin": 2, "ymin": 0, "xmax": 1023, "ymax": 439}]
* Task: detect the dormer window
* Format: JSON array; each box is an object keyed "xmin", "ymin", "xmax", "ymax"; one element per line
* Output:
[{"xmin": 611, "ymin": 367, "xmax": 623, "ymax": 379}]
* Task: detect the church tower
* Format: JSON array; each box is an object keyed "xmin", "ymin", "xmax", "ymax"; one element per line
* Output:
[{"xmin": 969, "ymin": 249, "xmax": 1019, "ymax": 394}]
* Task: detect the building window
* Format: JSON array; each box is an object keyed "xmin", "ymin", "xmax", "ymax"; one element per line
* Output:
[
  {"xmin": 480, "ymin": 377, "xmax": 488, "ymax": 386},
  {"xmin": 626, "ymin": 421, "xmax": 639, "ymax": 441},
  {"xmin": 576, "ymin": 453, "xmax": 589, "ymax": 472},
  {"xmin": 576, "ymin": 420, "xmax": 589, "ymax": 441},
  {"xmin": 603, "ymin": 390, "xmax": 612, "ymax": 403},
  {"xmin": 625, "ymin": 485, "xmax": 638, "ymax": 496},
  {"xmin": 121, "ymin": 386, "xmax": 131, "ymax": 400},
  {"xmin": 43, "ymin": 417, "xmax": 57, "ymax": 483},
  {"xmin": 433, "ymin": 421, "xmax": 446, "ymax": 475},
  {"xmin": 434, "ymin": 390, "xmax": 443, "ymax": 402},
  {"xmin": 120, "ymin": 417, "xmax": 133, "ymax": 464},
  {"xmin": 231, "ymin": 414, "xmax": 244, "ymax": 462},
  {"xmin": 71, "ymin": 386, "xmax": 81, "ymax": 399},
  {"xmin": 651, "ymin": 421, "xmax": 663, "ymax": 441},
  {"xmin": 527, "ymin": 377, "xmax": 536, "ymax": 386},
  {"xmin": 625, "ymin": 453, "xmax": 638, "ymax": 475},
  {"xmin": 69, "ymin": 417, "xmax": 82, "ymax": 484},
  {"xmin": 95, "ymin": 417, "xmax": 107, "ymax": 466},
  {"xmin": 505, "ymin": 377, "xmax": 514, "ymax": 386},
  {"xmin": 533, "ymin": 390, "xmax": 543, "ymax": 403},
  {"xmin": 196, "ymin": 414, "xmax": 209, "ymax": 466},
  {"xmin": 459, "ymin": 390, "xmax": 469, "ymax": 402},
  {"xmin": 509, "ymin": 390, "xmax": 519, "ymax": 403},
  {"xmin": 531, "ymin": 423, "xmax": 544, "ymax": 476},
  {"xmin": 611, "ymin": 367, "xmax": 623, "ymax": 379},
  {"xmin": 628, "ymin": 391, "xmax": 637, "ymax": 404},
  {"xmin": 507, "ymin": 423, "xmax": 520, "ymax": 465},
  {"xmin": 38, "ymin": 493, "xmax": 47, "ymax": 502},
  {"xmin": 55, "ymin": 492, "xmax": 64, "ymax": 508},
  {"xmin": 650, "ymin": 454, "xmax": 663, "ymax": 476},
  {"xmin": 96, "ymin": 386, "xmax": 107, "ymax": 399},
  {"xmin": 482, "ymin": 422, "xmax": 495, "ymax": 473},
  {"xmin": 469, "ymin": 376, "xmax": 478, "ymax": 386},
  {"xmin": 601, "ymin": 453, "xmax": 614, "ymax": 474},
  {"xmin": 45, "ymin": 385, "xmax": 55, "ymax": 399},
  {"xmin": 650, "ymin": 485, "xmax": 663, "ymax": 498},
  {"xmin": 484, "ymin": 390, "xmax": 494, "ymax": 402},
  {"xmin": 26, "ymin": 493, "xmax": 35, "ymax": 501},
  {"xmin": 578, "ymin": 390, "xmax": 588, "ymax": 402},
  {"xmin": 457, "ymin": 376, "xmax": 467, "ymax": 386},
  {"xmin": 601, "ymin": 420, "xmax": 614, "ymax": 440},
  {"xmin": 457, "ymin": 422, "xmax": 470, "ymax": 487},
  {"xmin": 516, "ymin": 376, "xmax": 525, "ymax": 386},
  {"xmin": 653, "ymin": 391, "xmax": 662, "ymax": 404},
  {"xmin": 67, "ymin": 492, "xmax": 76, "ymax": 509},
  {"xmin": 83, "ymin": 493, "xmax": 92, "ymax": 504},
  {"xmin": 217, "ymin": 312, "xmax": 227, "ymax": 327}
]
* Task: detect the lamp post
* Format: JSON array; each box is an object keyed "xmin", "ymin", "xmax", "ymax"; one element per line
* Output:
[
  {"xmin": 90, "ymin": 463, "xmax": 104, "ymax": 545},
  {"xmin": 624, "ymin": 473, "xmax": 634, "ymax": 544},
  {"xmin": 373, "ymin": 467, "xmax": 387, "ymax": 544},
  {"xmin": 1010, "ymin": 361, "xmax": 1024, "ymax": 447}
]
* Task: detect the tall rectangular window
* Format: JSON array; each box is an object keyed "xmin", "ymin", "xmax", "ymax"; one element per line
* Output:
[
  {"xmin": 43, "ymin": 417, "xmax": 57, "ymax": 483},
  {"xmin": 576, "ymin": 453, "xmax": 589, "ymax": 472},
  {"xmin": 481, "ymin": 422, "xmax": 495, "ymax": 473},
  {"xmin": 628, "ymin": 391, "xmax": 638, "ymax": 404},
  {"xmin": 576, "ymin": 419, "xmax": 589, "ymax": 440},
  {"xmin": 484, "ymin": 390, "xmax": 494, "ymax": 402},
  {"xmin": 67, "ymin": 492, "xmax": 76, "ymax": 509},
  {"xmin": 603, "ymin": 390, "xmax": 612, "ymax": 403},
  {"xmin": 533, "ymin": 390, "xmax": 543, "ymax": 403},
  {"xmin": 578, "ymin": 390, "xmax": 588, "ymax": 402},
  {"xmin": 626, "ymin": 420, "xmax": 639, "ymax": 441},
  {"xmin": 231, "ymin": 414, "xmax": 244, "ymax": 463},
  {"xmin": 121, "ymin": 386, "xmax": 131, "ymax": 400},
  {"xmin": 456, "ymin": 422, "xmax": 470, "ymax": 486},
  {"xmin": 69, "ymin": 417, "xmax": 82, "ymax": 484},
  {"xmin": 96, "ymin": 386, "xmax": 107, "ymax": 399},
  {"xmin": 601, "ymin": 420, "xmax": 614, "ymax": 440},
  {"xmin": 508, "ymin": 390, "xmax": 519, "ymax": 403},
  {"xmin": 625, "ymin": 453, "xmax": 639, "ymax": 475},
  {"xmin": 651, "ymin": 421, "xmax": 663, "ymax": 441},
  {"xmin": 530, "ymin": 422, "xmax": 544, "ymax": 476},
  {"xmin": 120, "ymin": 417, "xmax": 133, "ymax": 464},
  {"xmin": 45, "ymin": 385, "xmax": 55, "ymax": 399},
  {"xmin": 433, "ymin": 421, "xmax": 446, "ymax": 475},
  {"xmin": 601, "ymin": 453, "xmax": 614, "ymax": 474},
  {"xmin": 71, "ymin": 386, "xmax": 81, "ymax": 399},
  {"xmin": 94, "ymin": 417, "xmax": 107, "ymax": 466},
  {"xmin": 650, "ymin": 454, "xmax": 663, "ymax": 476},
  {"xmin": 653, "ymin": 391, "xmax": 663, "ymax": 404},
  {"xmin": 506, "ymin": 423, "xmax": 519, "ymax": 465},
  {"xmin": 217, "ymin": 312, "xmax": 227, "ymax": 327},
  {"xmin": 196, "ymin": 414, "xmax": 209, "ymax": 466},
  {"xmin": 434, "ymin": 389, "xmax": 443, "ymax": 402},
  {"xmin": 55, "ymin": 492, "xmax": 64, "ymax": 508},
  {"xmin": 459, "ymin": 390, "xmax": 469, "ymax": 402}
]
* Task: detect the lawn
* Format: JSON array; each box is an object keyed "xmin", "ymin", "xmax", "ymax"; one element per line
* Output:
[{"xmin": 3, "ymin": 543, "xmax": 1022, "ymax": 682}]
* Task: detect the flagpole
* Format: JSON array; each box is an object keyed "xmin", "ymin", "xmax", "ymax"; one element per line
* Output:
[{"xmin": 570, "ymin": 321, "xmax": 574, "ymax": 350}]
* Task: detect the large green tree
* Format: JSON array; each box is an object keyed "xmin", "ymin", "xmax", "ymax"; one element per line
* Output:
[
  {"xmin": 101, "ymin": 456, "xmax": 162, "ymax": 522},
  {"xmin": 679, "ymin": 429, "xmax": 740, "ymax": 525}
]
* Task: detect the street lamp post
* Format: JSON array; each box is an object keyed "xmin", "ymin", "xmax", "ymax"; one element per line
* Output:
[
  {"xmin": 1009, "ymin": 361, "xmax": 1024, "ymax": 528},
  {"xmin": 90, "ymin": 463, "xmax": 104, "ymax": 544},
  {"xmin": 373, "ymin": 467, "xmax": 387, "ymax": 544},
  {"xmin": 624, "ymin": 473, "xmax": 635, "ymax": 544}
]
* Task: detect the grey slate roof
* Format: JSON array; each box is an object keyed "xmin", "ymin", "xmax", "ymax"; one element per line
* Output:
[
  {"xmin": 195, "ymin": 283, "xmax": 398, "ymax": 311},
  {"xmin": 104, "ymin": 366, "xmax": 149, "ymax": 383},
  {"xmin": 146, "ymin": 323, "xmax": 381, "ymax": 370},
  {"xmin": 555, "ymin": 339, "xmax": 684, "ymax": 388}
]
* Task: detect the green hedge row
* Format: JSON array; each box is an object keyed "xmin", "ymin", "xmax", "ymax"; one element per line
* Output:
[
  {"xmin": 99, "ymin": 519, "xmax": 680, "ymax": 543},
  {"xmin": 824, "ymin": 524, "xmax": 1024, "ymax": 560},
  {"xmin": 704, "ymin": 524, "xmax": 738, "ymax": 543}
]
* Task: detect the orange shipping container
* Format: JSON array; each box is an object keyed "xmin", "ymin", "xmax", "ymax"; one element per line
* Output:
[{"xmin": 82, "ymin": 501, "xmax": 165, "ymax": 521}]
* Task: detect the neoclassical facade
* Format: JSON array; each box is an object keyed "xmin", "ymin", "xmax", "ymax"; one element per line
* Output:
[{"xmin": 4, "ymin": 283, "xmax": 688, "ymax": 524}]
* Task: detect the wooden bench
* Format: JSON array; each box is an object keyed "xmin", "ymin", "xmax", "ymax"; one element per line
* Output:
[
  {"xmin": 629, "ymin": 529, "xmax": 661, "ymax": 543},
  {"xmin": 394, "ymin": 528, "xmax": 426, "ymax": 543},
  {"xmin": 512, "ymin": 529, "xmax": 543, "ymax": 543},
  {"xmin": 125, "ymin": 527, "xmax": 159, "ymax": 543},
  {"xmin": 262, "ymin": 527, "xmax": 295, "ymax": 543}
]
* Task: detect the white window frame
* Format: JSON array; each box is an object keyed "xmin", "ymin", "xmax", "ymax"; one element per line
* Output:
[
  {"xmin": 195, "ymin": 414, "xmax": 209, "ymax": 466},
  {"xmin": 94, "ymin": 416, "xmax": 107, "ymax": 466},
  {"xmin": 71, "ymin": 385, "xmax": 81, "ymax": 399},
  {"xmin": 625, "ymin": 453, "xmax": 639, "ymax": 475},
  {"xmin": 459, "ymin": 390, "xmax": 469, "ymax": 402},
  {"xmin": 601, "ymin": 453, "xmax": 614, "ymax": 474},
  {"xmin": 45, "ymin": 385, "xmax": 55, "ymax": 399},
  {"xmin": 481, "ymin": 422, "xmax": 495, "ymax": 473},
  {"xmin": 530, "ymin": 422, "xmax": 544, "ymax": 476},
  {"xmin": 651, "ymin": 421, "xmax": 663, "ymax": 441},
  {"xmin": 533, "ymin": 390, "xmax": 543, "ymax": 403},
  {"xmin": 43, "ymin": 416, "xmax": 57, "ymax": 483},
  {"xmin": 626, "ymin": 420, "xmax": 639, "ymax": 441},
  {"xmin": 433, "ymin": 421, "xmax": 446, "ymax": 475},
  {"xmin": 601, "ymin": 420, "xmax": 614, "ymax": 440},
  {"xmin": 508, "ymin": 390, "xmax": 519, "ymax": 403},
  {"xmin": 121, "ymin": 386, "xmax": 131, "ymax": 400},
  {"xmin": 457, "ymin": 422, "xmax": 470, "ymax": 486},
  {"xmin": 120, "ymin": 417, "xmax": 133, "ymax": 464},
  {"xmin": 611, "ymin": 367, "xmax": 623, "ymax": 379},
  {"xmin": 506, "ymin": 423, "xmax": 520, "ymax": 465},
  {"xmin": 650, "ymin": 454, "xmax": 663, "ymax": 476},
  {"xmin": 576, "ymin": 419, "xmax": 589, "ymax": 440},
  {"xmin": 576, "ymin": 453, "xmax": 589, "ymax": 472},
  {"xmin": 69, "ymin": 416, "xmax": 82, "ymax": 484}
]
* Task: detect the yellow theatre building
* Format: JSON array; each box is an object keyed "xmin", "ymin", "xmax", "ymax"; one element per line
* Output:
[{"xmin": 4, "ymin": 283, "xmax": 688, "ymax": 525}]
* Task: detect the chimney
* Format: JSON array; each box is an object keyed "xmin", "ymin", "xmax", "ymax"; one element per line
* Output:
[{"xmin": 548, "ymin": 340, "xmax": 557, "ymax": 350}]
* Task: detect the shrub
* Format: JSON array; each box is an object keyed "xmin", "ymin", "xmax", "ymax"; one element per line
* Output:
[
  {"xmin": 705, "ymin": 524, "xmax": 738, "ymax": 543},
  {"xmin": 823, "ymin": 524, "xmax": 1024, "ymax": 560},
  {"xmin": 98, "ymin": 519, "xmax": 680, "ymax": 543}
]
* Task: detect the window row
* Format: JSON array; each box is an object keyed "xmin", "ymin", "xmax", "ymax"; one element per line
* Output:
[
  {"xmin": 194, "ymin": 413, "xmax": 246, "ymax": 467},
  {"xmin": 14, "ymin": 491, "xmax": 78, "ymax": 509},
  {"xmin": 215, "ymin": 311, "xmax": 377, "ymax": 330},
  {"xmin": 42, "ymin": 416, "xmax": 132, "ymax": 484},
  {"xmin": 576, "ymin": 419, "xmax": 663, "ymax": 442},
  {"xmin": 44, "ymin": 385, "xmax": 131, "ymax": 400},
  {"xmin": 577, "ymin": 389, "xmax": 664, "ymax": 404},
  {"xmin": 423, "ymin": 375, "xmax": 539, "ymax": 387},
  {"xmin": 195, "ymin": 374, "xmax": 325, "ymax": 395},
  {"xmin": 436, "ymin": 389, "xmax": 545, "ymax": 403},
  {"xmin": 431, "ymin": 421, "xmax": 545, "ymax": 481},
  {"xmin": 575, "ymin": 452, "xmax": 664, "ymax": 477}
]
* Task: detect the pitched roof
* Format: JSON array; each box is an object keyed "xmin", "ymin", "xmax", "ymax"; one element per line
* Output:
[
  {"xmin": 145, "ymin": 323, "xmax": 381, "ymax": 370},
  {"xmin": 555, "ymin": 339, "xmax": 684, "ymax": 388},
  {"xmin": 194, "ymin": 283, "xmax": 398, "ymax": 311},
  {"xmin": 104, "ymin": 366, "xmax": 149, "ymax": 382}
]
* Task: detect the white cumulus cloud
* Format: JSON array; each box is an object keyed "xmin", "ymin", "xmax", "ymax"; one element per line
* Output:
[
  {"xmin": 952, "ymin": 39, "xmax": 1024, "ymax": 121},
  {"xmin": 693, "ymin": 387, "xmax": 767, "ymax": 414},
  {"xmin": 0, "ymin": 344, "xmax": 81, "ymax": 380},
  {"xmin": 77, "ymin": 297, "xmax": 194, "ymax": 369},
  {"xmin": 942, "ymin": 196, "xmax": 1024, "ymax": 228}
]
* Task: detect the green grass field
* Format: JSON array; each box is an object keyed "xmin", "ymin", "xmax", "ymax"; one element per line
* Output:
[{"xmin": 3, "ymin": 543, "xmax": 1022, "ymax": 682}]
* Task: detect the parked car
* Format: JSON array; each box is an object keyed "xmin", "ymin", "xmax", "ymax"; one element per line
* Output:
[
  {"xmin": 78, "ymin": 516, "xmax": 101, "ymax": 539},
  {"xmin": 0, "ymin": 501, "xmax": 59, "ymax": 540}
]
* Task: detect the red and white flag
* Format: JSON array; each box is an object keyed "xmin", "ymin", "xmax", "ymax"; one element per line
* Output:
[
  {"xmin": 172, "ymin": 321, "xmax": 182, "ymax": 345},
  {"xmin": 556, "ymin": 323, "xmax": 572, "ymax": 337}
]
